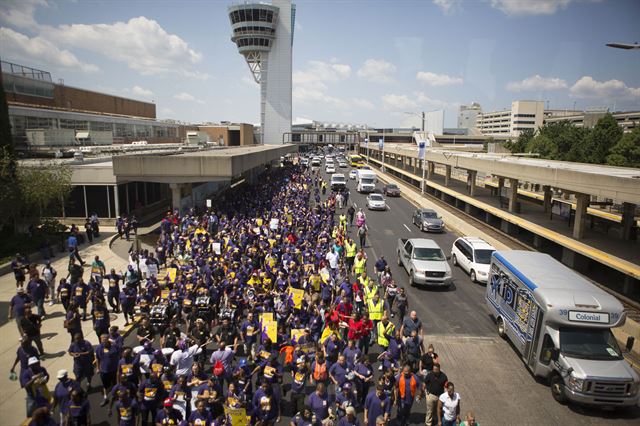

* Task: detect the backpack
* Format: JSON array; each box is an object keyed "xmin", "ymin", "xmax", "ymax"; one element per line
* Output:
[{"xmin": 213, "ymin": 359, "xmax": 225, "ymax": 377}]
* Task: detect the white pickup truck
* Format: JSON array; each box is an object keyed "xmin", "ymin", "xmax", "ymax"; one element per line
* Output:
[{"xmin": 397, "ymin": 238, "xmax": 452, "ymax": 287}]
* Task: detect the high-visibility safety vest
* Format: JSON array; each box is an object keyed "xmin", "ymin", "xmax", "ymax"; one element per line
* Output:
[
  {"xmin": 368, "ymin": 299, "xmax": 384, "ymax": 321},
  {"xmin": 353, "ymin": 257, "xmax": 366, "ymax": 275},
  {"xmin": 398, "ymin": 374, "xmax": 418, "ymax": 399},
  {"xmin": 363, "ymin": 283, "xmax": 377, "ymax": 304},
  {"xmin": 345, "ymin": 241, "xmax": 357, "ymax": 258},
  {"xmin": 377, "ymin": 321, "xmax": 395, "ymax": 347}
]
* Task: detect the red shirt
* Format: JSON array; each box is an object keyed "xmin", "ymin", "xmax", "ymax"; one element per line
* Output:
[
  {"xmin": 360, "ymin": 319, "xmax": 373, "ymax": 338},
  {"xmin": 348, "ymin": 319, "xmax": 364, "ymax": 340},
  {"xmin": 336, "ymin": 301, "xmax": 353, "ymax": 322}
]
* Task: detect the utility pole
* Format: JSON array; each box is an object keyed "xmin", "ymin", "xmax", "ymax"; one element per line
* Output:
[{"xmin": 421, "ymin": 111, "xmax": 425, "ymax": 132}]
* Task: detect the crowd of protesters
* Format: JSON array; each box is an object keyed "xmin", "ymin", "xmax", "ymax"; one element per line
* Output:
[{"xmin": 9, "ymin": 161, "xmax": 478, "ymax": 426}]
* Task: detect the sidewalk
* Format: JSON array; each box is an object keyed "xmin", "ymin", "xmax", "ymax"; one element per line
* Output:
[{"xmin": 0, "ymin": 234, "xmax": 133, "ymax": 425}]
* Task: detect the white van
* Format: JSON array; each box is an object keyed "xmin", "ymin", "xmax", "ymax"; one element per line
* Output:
[{"xmin": 486, "ymin": 251, "xmax": 639, "ymax": 407}]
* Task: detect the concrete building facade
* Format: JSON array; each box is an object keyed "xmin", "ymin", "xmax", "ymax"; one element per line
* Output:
[
  {"xmin": 544, "ymin": 110, "xmax": 640, "ymax": 133},
  {"xmin": 458, "ymin": 102, "xmax": 482, "ymax": 133},
  {"xmin": 228, "ymin": 0, "xmax": 294, "ymax": 145},
  {"xmin": 477, "ymin": 100, "xmax": 545, "ymax": 137}
]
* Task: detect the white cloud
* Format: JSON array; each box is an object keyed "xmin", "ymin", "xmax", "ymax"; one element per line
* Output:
[
  {"xmin": 433, "ymin": 0, "xmax": 462, "ymax": 14},
  {"xmin": 357, "ymin": 59, "xmax": 397, "ymax": 83},
  {"xmin": 41, "ymin": 16, "xmax": 209, "ymax": 79},
  {"xmin": 0, "ymin": 0, "xmax": 48, "ymax": 31},
  {"xmin": 382, "ymin": 94, "xmax": 418, "ymax": 110},
  {"xmin": 160, "ymin": 107, "xmax": 175, "ymax": 117},
  {"xmin": 0, "ymin": 27, "xmax": 99, "ymax": 72},
  {"xmin": 352, "ymin": 98, "xmax": 375, "ymax": 109},
  {"xmin": 507, "ymin": 74, "xmax": 568, "ymax": 91},
  {"xmin": 131, "ymin": 85, "xmax": 153, "ymax": 97},
  {"xmin": 416, "ymin": 71, "xmax": 463, "ymax": 86},
  {"xmin": 569, "ymin": 76, "xmax": 640, "ymax": 100},
  {"xmin": 382, "ymin": 92, "xmax": 450, "ymax": 111},
  {"xmin": 293, "ymin": 60, "xmax": 355, "ymax": 109},
  {"xmin": 174, "ymin": 92, "xmax": 205, "ymax": 104},
  {"xmin": 293, "ymin": 60, "xmax": 351, "ymax": 85},
  {"xmin": 489, "ymin": 0, "xmax": 573, "ymax": 16}
]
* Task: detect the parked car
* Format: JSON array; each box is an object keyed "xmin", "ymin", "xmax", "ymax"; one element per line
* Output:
[
  {"xmin": 383, "ymin": 183, "xmax": 401, "ymax": 197},
  {"xmin": 338, "ymin": 161, "xmax": 348, "ymax": 168},
  {"xmin": 349, "ymin": 170, "xmax": 358, "ymax": 180},
  {"xmin": 412, "ymin": 208, "xmax": 444, "ymax": 232},
  {"xmin": 451, "ymin": 237, "xmax": 495, "ymax": 283},
  {"xmin": 325, "ymin": 164, "xmax": 336, "ymax": 174},
  {"xmin": 366, "ymin": 193, "xmax": 387, "ymax": 210},
  {"xmin": 397, "ymin": 238, "xmax": 452, "ymax": 287}
]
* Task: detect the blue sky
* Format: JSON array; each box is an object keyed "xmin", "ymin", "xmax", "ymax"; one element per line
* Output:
[{"xmin": 1, "ymin": 0, "xmax": 639, "ymax": 127}]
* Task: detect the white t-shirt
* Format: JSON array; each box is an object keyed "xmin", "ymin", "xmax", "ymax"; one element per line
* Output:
[
  {"xmin": 439, "ymin": 392, "xmax": 460, "ymax": 421},
  {"xmin": 325, "ymin": 251, "xmax": 339, "ymax": 269}
]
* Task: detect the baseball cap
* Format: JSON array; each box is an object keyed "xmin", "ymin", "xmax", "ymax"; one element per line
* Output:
[
  {"xmin": 57, "ymin": 369, "xmax": 68, "ymax": 379},
  {"xmin": 163, "ymin": 397, "xmax": 173, "ymax": 407},
  {"xmin": 28, "ymin": 356, "xmax": 39, "ymax": 366}
]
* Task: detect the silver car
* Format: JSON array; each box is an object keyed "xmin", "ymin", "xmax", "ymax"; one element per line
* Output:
[
  {"xmin": 367, "ymin": 193, "xmax": 387, "ymax": 211},
  {"xmin": 413, "ymin": 208, "xmax": 444, "ymax": 232}
]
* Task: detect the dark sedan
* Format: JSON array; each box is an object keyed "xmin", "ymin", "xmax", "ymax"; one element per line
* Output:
[{"xmin": 383, "ymin": 183, "xmax": 401, "ymax": 197}]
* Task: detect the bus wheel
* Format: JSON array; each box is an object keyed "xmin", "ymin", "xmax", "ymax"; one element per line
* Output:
[
  {"xmin": 496, "ymin": 317, "xmax": 506, "ymax": 338},
  {"xmin": 550, "ymin": 374, "xmax": 568, "ymax": 404}
]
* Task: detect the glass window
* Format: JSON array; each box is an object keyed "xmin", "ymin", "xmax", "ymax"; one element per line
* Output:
[
  {"xmin": 413, "ymin": 247, "xmax": 446, "ymax": 261},
  {"xmin": 474, "ymin": 249, "xmax": 495, "ymax": 264},
  {"xmin": 540, "ymin": 334, "xmax": 555, "ymax": 365},
  {"xmin": 559, "ymin": 327, "xmax": 622, "ymax": 361}
]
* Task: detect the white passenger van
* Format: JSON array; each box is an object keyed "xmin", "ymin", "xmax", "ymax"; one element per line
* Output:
[{"xmin": 486, "ymin": 251, "xmax": 639, "ymax": 407}]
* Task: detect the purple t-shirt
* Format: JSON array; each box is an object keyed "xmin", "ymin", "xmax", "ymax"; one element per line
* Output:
[
  {"xmin": 209, "ymin": 349, "xmax": 235, "ymax": 372},
  {"xmin": 115, "ymin": 398, "xmax": 138, "ymax": 426},
  {"xmin": 95, "ymin": 344, "xmax": 119, "ymax": 373},
  {"xmin": 188, "ymin": 410, "xmax": 212, "ymax": 425},
  {"xmin": 10, "ymin": 294, "xmax": 31, "ymax": 317},
  {"xmin": 54, "ymin": 378, "xmax": 81, "ymax": 414},
  {"xmin": 66, "ymin": 398, "xmax": 90, "ymax": 424},
  {"xmin": 307, "ymin": 391, "xmax": 331, "ymax": 420}
]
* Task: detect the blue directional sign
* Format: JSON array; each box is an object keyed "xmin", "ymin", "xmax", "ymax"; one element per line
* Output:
[
  {"xmin": 378, "ymin": 138, "xmax": 384, "ymax": 150},
  {"xmin": 418, "ymin": 141, "xmax": 426, "ymax": 160}
]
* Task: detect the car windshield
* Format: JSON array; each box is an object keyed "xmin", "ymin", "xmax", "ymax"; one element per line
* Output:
[
  {"xmin": 474, "ymin": 249, "xmax": 495, "ymax": 264},
  {"xmin": 559, "ymin": 327, "xmax": 622, "ymax": 361},
  {"xmin": 387, "ymin": 184, "xmax": 398, "ymax": 189},
  {"xmin": 369, "ymin": 194, "xmax": 383, "ymax": 201},
  {"xmin": 361, "ymin": 178, "xmax": 374, "ymax": 184},
  {"xmin": 413, "ymin": 247, "xmax": 445, "ymax": 261},
  {"xmin": 332, "ymin": 177, "xmax": 345, "ymax": 182},
  {"xmin": 421, "ymin": 211, "xmax": 438, "ymax": 219}
]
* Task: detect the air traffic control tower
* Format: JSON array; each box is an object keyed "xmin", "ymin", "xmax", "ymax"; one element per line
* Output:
[{"xmin": 229, "ymin": 0, "xmax": 295, "ymax": 145}]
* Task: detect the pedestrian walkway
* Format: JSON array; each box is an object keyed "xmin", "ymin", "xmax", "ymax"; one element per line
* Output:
[{"xmin": 0, "ymin": 234, "xmax": 133, "ymax": 425}]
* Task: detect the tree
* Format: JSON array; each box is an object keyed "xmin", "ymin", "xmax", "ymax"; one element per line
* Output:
[
  {"xmin": 606, "ymin": 127, "xmax": 640, "ymax": 168},
  {"xmin": 537, "ymin": 121, "xmax": 589, "ymax": 162},
  {"xmin": 526, "ymin": 134, "xmax": 558, "ymax": 159},
  {"xmin": 505, "ymin": 129, "xmax": 534, "ymax": 154},
  {"xmin": 483, "ymin": 136, "xmax": 495, "ymax": 152},
  {"xmin": 582, "ymin": 113, "xmax": 623, "ymax": 164},
  {"xmin": 17, "ymin": 163, "xmax": 72, "ymax": 220}
]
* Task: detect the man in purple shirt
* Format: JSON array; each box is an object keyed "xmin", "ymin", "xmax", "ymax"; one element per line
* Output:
[
  {"xmin": 96, "ymin": 333, "xmax": 120, "ymax": 406},
  {"xmin": 209, "ymin": 341, "xmax": 235, "ymax": 384},
  {"xmin": 26, "ymin": 277, "xmax": 48, "ymax": 317},
  {"xmin": 11, "ymin": 335, "xmax": 40, "ymax": 376},
  {"xmin": 9, "ymin": 287, "xmax": 32, "ymax": 334},
  {"xmin": 306, "ymin": 382, "xmax": 332, "ymax": 422},
  {"xmin": 364, "ymin": 385, "xmax": 391, "ymax": 426},
  {"xmin": 52, "ymin": 369, "xmax": 81, "ymax": 426}
]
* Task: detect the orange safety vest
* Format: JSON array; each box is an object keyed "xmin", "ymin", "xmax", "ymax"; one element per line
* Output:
[
  {"xmin": 398, "ymin": 374, "xmax": 418, "ymax": 399},
  {"xmin": 280, "ymin": 345, "xmax": 295, "ymax": 365},
  {"xmin": 313, "ymin": 361, "xmax": 328, "ymax": 381}
]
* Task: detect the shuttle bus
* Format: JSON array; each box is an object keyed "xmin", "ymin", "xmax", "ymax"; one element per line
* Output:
[
  {"xmin": 486, "ymin": 251, "xmax": 639, "ymax": 407},
  {"xmin": 348, "ymin": 154, "xmax": 365, "ymax": 168}
]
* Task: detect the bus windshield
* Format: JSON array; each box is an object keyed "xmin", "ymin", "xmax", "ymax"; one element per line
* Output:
[{"xmin": 559, "ymin": 326, "xmax": 623, "ymax": 361}]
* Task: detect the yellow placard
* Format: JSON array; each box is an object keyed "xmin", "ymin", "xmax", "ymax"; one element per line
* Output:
[
  {"xmin": 291, "ymin": 328, "xmax": 305, "ymax": 343},
  {"xmin": 262, "ymin": 319, "xmax": 277, "ymax": 343},
  {"xmin": 160, "ymin": 289, "xmax": 169, "ymax": 299},
  {"xmin": 256, "ymin": 218, "xmax": 263, "ymax": 227},
  {"xmin": 167, "ymin": 268, "xmax": 177, "ymax": 283},
  {"xmin": 226, "ymin": 407, "xmax": 247, "ymax": 423},
  {"xmin": 320, "ymin": 269, "xmax": 330, "ymax": 284},
  {"xmin": 289, "ymin": 288, "xmax": 304, "ymax": 309},
  {"xmin": 259, "ymin": 312, "xmax": 274, "ymax": 323}
]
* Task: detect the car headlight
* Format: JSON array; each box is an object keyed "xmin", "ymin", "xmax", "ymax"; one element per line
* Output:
[
  {"xmin": 567, "ymin": 374, "xmax": 585, "ymax": 392},
  {"xmin": 477, "ymin": 270, "xmax": 487, "ymax": 276},
  {"xmin": 630, "ymin": 382, "xmax": 639, "ymax": 396}
]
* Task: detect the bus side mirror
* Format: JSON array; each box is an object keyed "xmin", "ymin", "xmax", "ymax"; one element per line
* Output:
[
  {"xmin": 550, "ymin": 348, "xmax": 560, "ymax": 362},
  {"xmin": 626, "ymin": 336, "xmax": 635, "ymax": 352}
]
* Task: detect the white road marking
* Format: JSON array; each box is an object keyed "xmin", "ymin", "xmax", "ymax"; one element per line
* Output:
[
  {"xmin": 403, "ymin": 224, "xmax": 411, "ymax": 232},
  {"xmin": 353, "ymin": 203, "xmax": 357, "ymax": 208}
]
